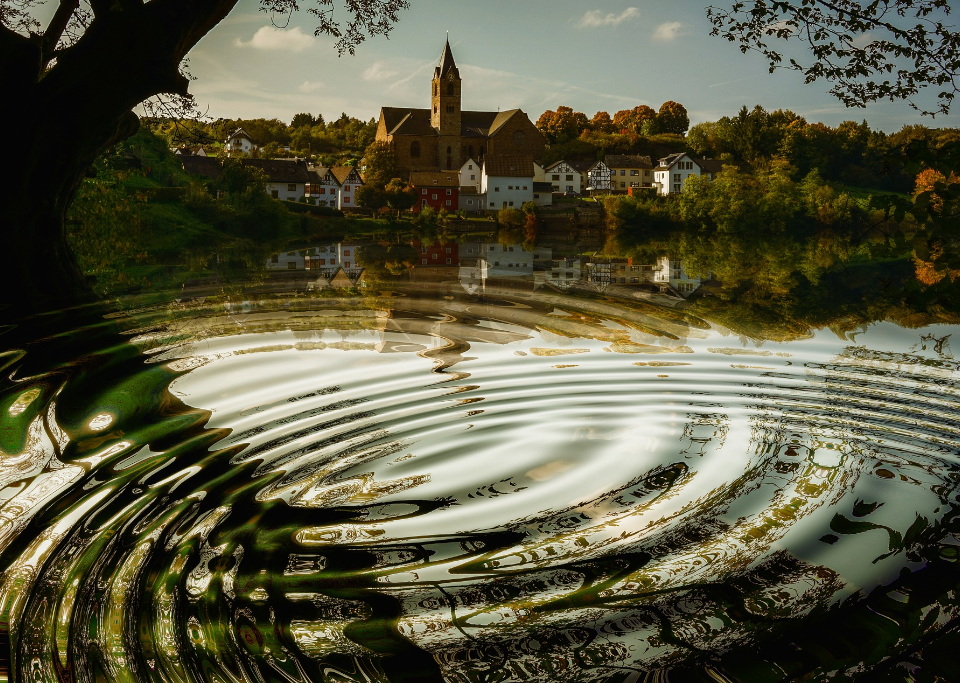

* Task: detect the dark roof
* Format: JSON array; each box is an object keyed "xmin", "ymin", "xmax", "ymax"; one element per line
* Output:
[
  {"xmin": 657, "ymin": 152, "xmax": 688, "ymax": 168},
  {"xmin": 436, "ymin": 39, "xmax": 459, "ymax": 79},
  {"xmin": 533, "ymin": 182, "xmax": 553, "ymax": 192},
  {"xmin": 409, "ymin": 171, "xmax": 459, "ymax": 187},
  {"xmin": 245, "ymin": 159, "xmax": 311, "ymax": 184},
  {"xmin": 696, "ymin": 158, "xmax": 725, "ymax": 173},
  {"xmin": 606, "ymin": 154, "xmax": 653, "ymax": 169},
  {"xmin": 568, "ymin": 160, "xmax": 596, "ymax": 173},
  {"xmin": 379, "ymin": 107, "xmax": 524, "ymax": 139},
  {"xmin": 330, "ymin": 166, "xmax": 362, "ymax": 185},
  {"xmin": 180, "ymin": 156, "xmax": 223, "ymax": 179},
  {"xmin": 226, "ymin": 127, "xmax": 255, "ymax": 143},
  {"xmin": 484, "ymin": 155, "xmax": 535, "ymax": 178}
]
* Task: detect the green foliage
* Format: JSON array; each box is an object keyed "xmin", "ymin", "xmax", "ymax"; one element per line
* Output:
[
  {"xmin": 361, "ymin": 141, "xmax": 400, "ymax": 190},
  {"xmin": 356, "ymin": 184, "xmax": 388, "ymax": 210},
  {"xmin": 384, "ymin": 178, "xmax": 418, "ymax": 216}
]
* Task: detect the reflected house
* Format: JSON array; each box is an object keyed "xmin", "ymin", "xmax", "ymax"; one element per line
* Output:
[
  {"xmin": 543, "ymin": 258, "xmax": 582, "ymax": 289},
  {"xmin": 268, "ymin": 244, "xmax": 339, "ymax": 271},
  {"xmin": 654, "ymin": 256, "xmax": 702, "ymax": 296},
  {"xmin": 609, "ymin": 259, "xmax": 660, "ymax": 285},
  {"xmin": 459, "ymin": 242, "xmax": 551, "ymax": 292},
  {"xmin": 411, "ymin": 239, "xmax": 460, "ymax": 282},
  {"xmin": 409, "ymin": 170, "xmax": 459, "ymax": 212}
]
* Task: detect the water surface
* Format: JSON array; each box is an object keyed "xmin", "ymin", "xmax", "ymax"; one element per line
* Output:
[{"xmin": 2, "ymin": 290, "xmax": 959, "ymax": 682}]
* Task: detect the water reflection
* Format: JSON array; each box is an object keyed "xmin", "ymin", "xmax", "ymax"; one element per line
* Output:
[{"xmin": 1, "ymin": 291, "xmax": 960, "ymax": 682}]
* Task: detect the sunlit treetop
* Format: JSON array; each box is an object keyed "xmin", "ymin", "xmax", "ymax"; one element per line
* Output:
[{"xmin": 707, "ymin": 0, "xmax": 960, "ymax": 116}]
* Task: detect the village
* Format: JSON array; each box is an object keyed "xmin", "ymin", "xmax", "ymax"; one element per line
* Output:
[{"xmin": 172, "ymin": 40, "xmax": 715, "ymax": 300}]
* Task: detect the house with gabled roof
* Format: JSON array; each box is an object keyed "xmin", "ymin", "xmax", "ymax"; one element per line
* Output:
[
  {"xmin": 225, "ymin": 128, "xmax": 257, "ymax": 156},
  {"xmin": 583, "ymin": 160, "xmax": 612, "ymax": 193},
  {"xmin": 376, "ymin": 39, "xmax": 544, "ymax": 173},
  {"xmin": 606, "ymin": 154, "xmax": 654, "ymax": 192},
  {"xmin": 653, "ymin": 153, "xmax": 726, "ymax": 195},
  {"xmin": 245, "ymin": 159, "xmax": 311, "ymax": 201},
  {"xmin": 329, "ymin": 166, "xmax": 363, "ymax": 209},
  {"xmin": 409, "ymin": 170, "xmax": 459, "ymax": 212},
  {"xmin": 543, "ymin": 160, "xmax": 582, "ymax": 194},
  {"xmin": 481, "ymin": 155, "xmax": 534, "ymax": 211},
  {"xmin": 305, "ymin": 166, "xmax": 341, "ymax": 207}
]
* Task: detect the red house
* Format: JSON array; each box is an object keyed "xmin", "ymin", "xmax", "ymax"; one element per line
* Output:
[
  {"xmin": 410, "ymin": 171, "xmax": 459, "ymax": 212},
  {"xmin": 412, "ymin": 239, "xmax": 459, "ymax": 268}
]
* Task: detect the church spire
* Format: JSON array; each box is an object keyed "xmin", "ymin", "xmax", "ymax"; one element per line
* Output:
[{"xmin": 436, "ymin": 38, "xmax": 459, "ymax": 79}]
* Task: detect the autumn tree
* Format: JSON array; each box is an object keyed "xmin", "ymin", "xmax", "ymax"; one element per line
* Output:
[
  {"xmin": 536, "ymin": 106, "xmax": 589, "ymax": 144},
  {"xmin": 612, "ymin": 105, "xmax": 656, "ymax": 134},
  {"xmin": 384, "ymin": 177, "xmax": 418, "ymax": 217},
  {"xmin": 588, "ymin": 111, "xmax": 614, "ymax": 134},
  {"xmin": 361, "ymin": 141, "xmax": 401, "ymax": 189},
  {"xmin": 657, "ymin": 101, "xmax": 690, "ymax": 135}
]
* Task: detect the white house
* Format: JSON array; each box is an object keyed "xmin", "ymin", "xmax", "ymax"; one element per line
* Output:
[
  {"xmin": 532, "ymin": 182, "xmax": 553, "ymax": 206},
  {"xmin": 479, "ymin": 242, "xmax": 534, "ymax": 279},
  {"xmin": 481, "ymin": 155, "xmax": 534, "ymax": 211},
  {"xmin": 306, "ymin": 166, "xmax": 341, "ymax": 207},
  {"xmin": 247, "ymin": 159, "xmax": 310, "ymax": 201},
  {"xmin": 653, "ymin": 153, "xmax": 701, "ymax": 196},
  {"xmin": 330, "ymin": 166, "xmax": 363, "ymax": 209},
  {"xmin": 585, "ymin": 160, "xmax": 612, "ymax": 193},
  {"xmin": 225, "ymin": 128, "xmax": 257, "ymax": 156},
  {"xmin": 267, "ymin": 243, "xmax": 341, "ymax": 271},
  {"xmin": 336, "ymin": 243, "xmax": 361, "ymax": 271},
  {"xmin": 459, "ymin": 158, "xmax": 481, "ymax": 191},
  {"xmin": 654, "ymin": 256, "xmax": 702, "ymax": 296},
  {"xmin": 543, "ymin": 160, "xmax": 582, "ymax": 194}
]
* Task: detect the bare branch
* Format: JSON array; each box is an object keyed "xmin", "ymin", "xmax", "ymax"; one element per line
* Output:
[
  {"xmin": 41, "ymin": 0, "xmax": 79, "ymax": 61},
  {"xmin": 258, "ymin": 0, "xmax": 409, "ymax": 55}
]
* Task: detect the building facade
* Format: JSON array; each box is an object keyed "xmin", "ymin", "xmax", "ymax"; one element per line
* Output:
[{"xmin": 376, "ymin": 40, "xmax": 545, "ymax": 173}]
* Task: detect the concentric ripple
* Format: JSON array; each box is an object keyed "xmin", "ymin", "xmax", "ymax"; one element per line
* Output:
[{"xmin": 1, "ymin": 295, "xmax": 960, "ymax": 683}]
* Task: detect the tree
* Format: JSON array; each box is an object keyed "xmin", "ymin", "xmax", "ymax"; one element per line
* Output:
[
  {"xmin": 384, "ymin": 177, "xmax": 417, "ymax": 217},
  {"xmin": 0, "ymin": 0, "xmax": 409, "ymax": 312},
  {"xmin": 612, "ymin": 105, "xmax": 656, "ymax": 135},
  {"xmin": 355, "ymin": 184, "xmax": 388, "ymax": 211},
  {"xmin": 536, "ymin": 106, "xmax": 589, "ymax": 144},
  {"xmin": 589, "ymin": 111, "xmax": 614, "ymax": 134},
  {"xmin": 657, "ymin": 101, "xmax": 690, "ymax": 135},
  {"xmin": 291, "ymin": 112, "xmax": 318, "ymax": 129},
  {"xmin": 706, "ymin": 1, "xmax": 960, "ymax": 116},
  {"xmin": 361, "ymin": 141, "xmax": 400, "ymax": 189}
]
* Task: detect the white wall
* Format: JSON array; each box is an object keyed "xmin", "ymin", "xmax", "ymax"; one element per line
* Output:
[
  {"xmin": 655, "ymin": 155, "xmax": 700, "ymax": 195},
  {"xmin": 266, "ymin": 182, "xmax": 305, "ymax": 202},
  {"xmin": 482, "ymin": 175, "xmax": 533, "ymax": 210},
  {"xmin": 544, "ymin": 162, "xmax": 582, "ymax": 194}
]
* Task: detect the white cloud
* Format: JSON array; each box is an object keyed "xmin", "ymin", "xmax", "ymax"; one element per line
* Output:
[
  {"xmin": 298, "ymin": 80, "xmax": 324, "ymax": 93},
  {"xmin": 578, "ymin": 8, "xmax": 640, "ymax": 28},
  {"xmin": 652, "ymin": 21, "xmax": 689, "ymax": 42},
  {"xmin": 363, "ymin": 60, "xmax": 400, "ymax": 82},
  {"xmin": 234, "ymin": 26, "xmax": 314, "ymax": 52}
]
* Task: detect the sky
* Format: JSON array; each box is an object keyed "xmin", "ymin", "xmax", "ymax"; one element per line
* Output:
[{"xmin": 180, "ymin": 0, "xmax": 960, "ymax": 132}]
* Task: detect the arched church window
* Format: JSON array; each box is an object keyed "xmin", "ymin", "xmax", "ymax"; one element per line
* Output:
[
  {"xmin": 513, "ymin": 130, "xmax": 527, "ymax": 147},
  {"xmin": 468, "ymin": 146, "xmax": 474, "ymax": 159},
  {"xmin": 447, "ymin": 145, "xmax": 452, "ymax": 154},
  {"xmin": 411, "ymin": 141, "xmax": 421, "ymax": 158},
  {"xmin": 434, "ymin": 84, "xmax": 438, "ymax": 96},
  {"xmin": 447, "ymin": 83, "xmax": 454, "ymax": 96},
  {"xmin": 479, "ymin": 145, "xmax": 486, "ymax": 158}
]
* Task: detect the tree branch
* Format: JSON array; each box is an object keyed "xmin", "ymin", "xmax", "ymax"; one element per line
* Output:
[{"xmin": 41, "ymin": 0, "xmax": 80, "ymax": 62}]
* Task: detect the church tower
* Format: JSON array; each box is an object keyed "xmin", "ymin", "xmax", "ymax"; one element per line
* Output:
[{"xmin": 431, "ymin": 38, "xmax": 462, "ymax": 170}]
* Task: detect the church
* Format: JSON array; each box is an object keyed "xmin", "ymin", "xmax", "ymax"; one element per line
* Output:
[{"xmin": 375, "ymin": 40, "xmax": 545, "ymax": 174}]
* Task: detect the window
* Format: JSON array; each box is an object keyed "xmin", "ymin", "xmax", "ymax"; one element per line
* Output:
[
  {"xmin": 422, "ymin": 259, "xmax": 428, "ymax": 265},
  {"xmin": 446, "ymin": 189, "xmax": 452, "ymax": 195},
  {"xmin": 271, "ymin": 190, "xmax": 279, "ymax": 199},
  {"xmin": 344, "ymin": 262, "xmax": 350, "ymax": 268},
  {"xmin": 331, "ymin": 259, "xmax": 336, "ymax": 265},
  {"xmin": 287, "ymin": 262, "xmax": 297, "ymax": 270},
  {"xmin": 508, "ymin": 201, "xmax": 514, "ymax": 206},
  {"xmin": 673, "ymin": 184, "xmax": 681, "ymax": 193},
  {"xmin": 620, "ymin": 182, "xmax": 625, "ymax": 188},
  {"xmin": 445, "ymin": 200, "xmax": 452, "ymax": 206},
  {"xmin": 566, "ymin": 175, "xmax": 573, "ymax": 181},
  {"xmin": 318, "ymin": 259, "xmax": 326, "ymax": 265},
  {"xmin": 422, "ymin": 189, "xmax": 427, "ymax": 195},
  {"xmin": 489, "ymin": 246, "xmax": 495, "ymax": 251},
  {"xmin": 446, "ymin": 247, "xmax": 452, "ymax": 253},
  {"xmin": 468, "ymin": 164, "xmax": 473, "ymax": 170},
  {"xmin": 446, "ymin": 258, "xmax": 452, "ymax": 264},
  {"xmin": 630, "ymin": 182, "xmax": 639, "ymax": 188},
  {"xmin": 509, "ymin": 247, "xmax": 514, "ymax": 252},
  {"xmin": 630, "ymin": 170, "xmax": 638, "ymax": 176},
  {"xmin": 271, "ymin": 254, "xmax": 279, "ymax": 263},
  {"xmin": 494, "ymin": 187, "xmax": 499, "ymax": 192},
  {"xmin": 422, "ymin": 247, "xmax": 427, "ymax": 254},
  {"xmin": 470, "ymin": 175, "xmax": 475, "ymax": 180},
  {"xmin": 432, "ymin": 194, "xmax": 438, "ymax": 200},
  {"xmin": 644, "ymin": 170, "xmax": 650, "ymax": 177},
  {"xmin": 319, "ymin": 188, "xmax": 326, "ymax": 194},
  {"xmin": 411, "ymin": 141, "xmax": 421, "ymax": 158},
  {"xmin": 630, "ymin": 277, "xmax": 638, "ymax": 283},
  {"xmin": 288, "ymin": 183, "xmax": 297, "ymax": 191},
  {"xmin": 621, "ymin": 278, "xmax": 626, "ymax": 283},
  {"xmin": 552, "ymin": 174, "xmax": 560, "ymax": 181},
  {"xmin": 620, "ymin": 170, "xmax": 626, "ymax": 175},
  {"xmin": 468, "ymin": 199, "xmax": 473, "ymax": 205},
  {"xmin": 344, "ymin": 185, "xmax": 351, "ymax": 191},
  {"xmin": 344, "ymin": 197, "xmax": 350, "ymax": 203},
  {"xmin": 673, "ymin": 174, "xmax": 681, "ymax": 183},
  {"xmin": 343, "ymin": 250, "xmax": 350, "ymax": 256},
  {"xmin": 522, "ymin": 186, "xmax": 527, "ymax": 190},
  {"xmin": 447, "ymin": 145, "xmax": 452, "ymax": 154},
  {"xmin": 447, "ymin": 82, "xmax": 454, "ymax": 96}
]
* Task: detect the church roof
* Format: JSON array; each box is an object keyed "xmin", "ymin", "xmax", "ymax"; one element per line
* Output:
[
  {"xmin": 380, "ymin": 107, "xmax": 524, "ymax": 139},
  {"xmin": 435, "ymin": 39, "xmax": 459, "ymax": 79}
]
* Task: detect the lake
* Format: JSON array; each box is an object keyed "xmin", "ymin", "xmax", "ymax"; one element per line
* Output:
[{"xmin": 1, "ymin": 286, "xmax": 958, "ymax": 682}]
